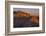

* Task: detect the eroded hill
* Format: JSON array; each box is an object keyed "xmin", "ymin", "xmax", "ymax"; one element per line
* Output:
[{"xmin": 13, "ymin": 11, "xmax": 39, "ymax": 27}]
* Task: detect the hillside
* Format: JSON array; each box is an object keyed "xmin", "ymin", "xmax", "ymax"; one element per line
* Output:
[{"xmin": 13, "ymin": 11, "xmax": 39, "ymax": 27}]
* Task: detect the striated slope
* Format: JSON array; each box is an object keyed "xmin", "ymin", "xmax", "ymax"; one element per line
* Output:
[{"xmin": 13, "ymin": 11, "xmax": 39, "ymax": 27}]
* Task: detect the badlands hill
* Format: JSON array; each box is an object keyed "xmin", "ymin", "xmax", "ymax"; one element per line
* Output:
[
  {"xmin": 14, "ymin": 11, "xmax": 39, "ymax": 23},
  {"xmin": 13, "ymin": 11, "xmax": 39, "ymax": 27}
]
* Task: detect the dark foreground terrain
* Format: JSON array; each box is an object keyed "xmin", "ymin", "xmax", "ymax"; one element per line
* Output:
[{"xmin": 13, "ymin": 16, "xmax": 39, "ymax": 28}]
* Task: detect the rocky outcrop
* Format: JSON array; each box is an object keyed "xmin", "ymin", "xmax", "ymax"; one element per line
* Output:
[{"xmin": 13, "ymin": 11, "xmax": 39, "ymax": 27}]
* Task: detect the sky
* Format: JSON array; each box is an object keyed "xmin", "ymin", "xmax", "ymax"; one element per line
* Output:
[{"xmin": 13, "ymin": 8, "xmax": 39, "ymax": 16}]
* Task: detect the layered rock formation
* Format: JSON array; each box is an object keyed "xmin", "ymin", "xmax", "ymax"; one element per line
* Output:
[{"xmin": 13, "ymin": 11, "xmax": 39, "ymax": 27}]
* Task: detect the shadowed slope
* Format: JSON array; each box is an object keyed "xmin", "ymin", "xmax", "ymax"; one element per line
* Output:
[{"xmin": 13, "ymin": 11, "xmax": 39, "ymax": 27}]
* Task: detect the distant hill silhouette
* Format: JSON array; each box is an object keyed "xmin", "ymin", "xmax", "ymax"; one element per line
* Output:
[{"xmin": 14, "ymin": 11, "xmax": 31, "ymax": 17}]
